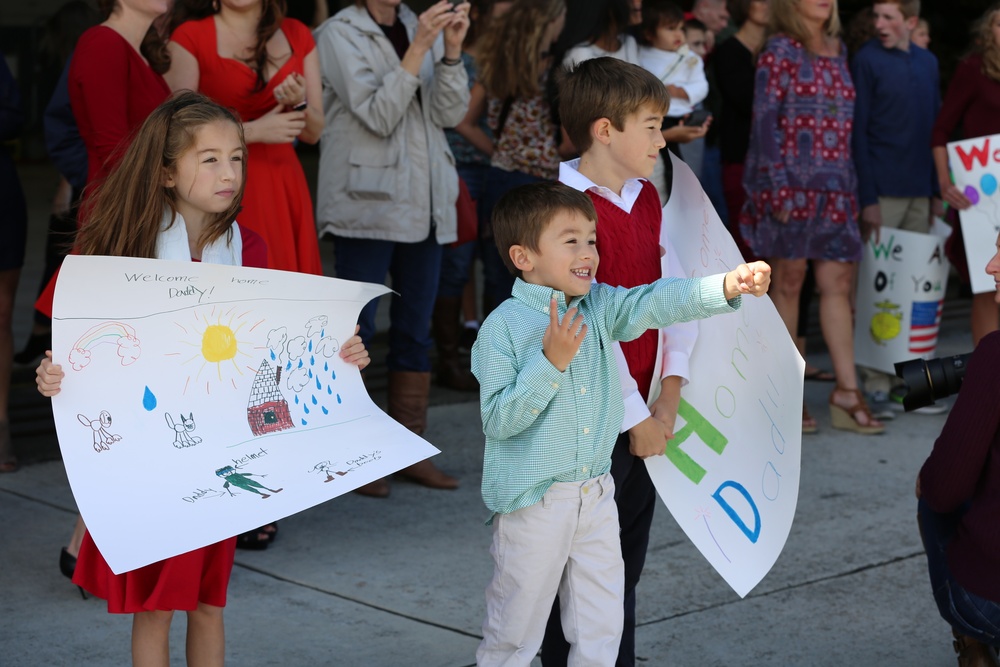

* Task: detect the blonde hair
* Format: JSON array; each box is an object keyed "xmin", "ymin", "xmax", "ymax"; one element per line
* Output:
[
  {"xmin": 76, "ymin": 92, "xmax": 247, "ymax": 259},
  {"xmin": 768, "ymin": 0, "xmax": 842, "ymax": 48},
  {"xmin": 976, "ymin": 2, "xmax": 1000, "ymax": 82},
  {"xmin": 477, "ymin": 0, "xmax": 566, "ymax": 99}
]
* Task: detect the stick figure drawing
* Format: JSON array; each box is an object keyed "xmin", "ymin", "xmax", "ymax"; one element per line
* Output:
[{"xmin": 215, "ymin": 466, "xmax": 284, "ymax": 499}]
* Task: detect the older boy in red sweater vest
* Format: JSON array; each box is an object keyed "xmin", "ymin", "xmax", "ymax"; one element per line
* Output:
[{"xmin": 542, "ymin": 57, "xmax": 699, "ymax": 666}]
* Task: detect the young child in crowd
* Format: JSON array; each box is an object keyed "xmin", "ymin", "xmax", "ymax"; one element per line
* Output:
[
  {"xmin": 34, "ymin": 92, "xmax": 370, "ymax": 666},
  {"xmin": 473, "ymin": 181, "xmax": 771, "ymax": 666},
  {"xmin": 912, "ymin": 17, "xmax": 930, "ymax": 48},
  {"xmin": 638, "ymin": 0, "xmax": 710, "ymax": 199},
  {"xmin": 638, "ymin": 1, "xmax": 709, "ymax": 129},
  {"xmin": 683, "ymin": 17, "xmax": 710, "ymax": 58}
]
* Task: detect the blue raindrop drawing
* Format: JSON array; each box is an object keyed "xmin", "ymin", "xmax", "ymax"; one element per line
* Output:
[
  {"xmin": 322, "ymin": 406, "xmax": 329, "ymax": 415},
  {"xmin": 327, "ymin": 385, "xmax": 333, "ymax": 395},
  {"xmin": 324, "ymin": 362, "xmax": 329, "ymax": 372},
  {"xmin": 286, "ymin": 361, "xmax": 292, "ymax": 371},
  {"xmin": 310, "ymin": 355, "xmax": 315, "ymax": 365},
  {"xmin": 308, "ymin": 369, "xmax": 313, "ymax": 378},
  {"xmin": 298, "ymin": 359, "xmax": 303, "ymax": 369},
  {"xmin": 311, "ymin": 395, "xmax": 318, "ymax": 405},
  {"xmin": 270, "ymin": 349, "xmax": 276, "ymax": 361},
  {"xmin": 142, "ymin": 386, "xmax": 157, "ymax": 411},
  {"xmin": 316, "ymin": 377, "xmax": 322, "ymax": 390},
  {"xmin": 294, "ymin": 395, "xmax": 299, "ymax": 404},
  {"xmin": 336, "ymin": 394, "xmax": 342, "ymax": 404},
  {"xmin": 301, "ymin": 418, "xmax": 308, "ymax": 426},
  {"xmin": 304, "ymin": 405, "xmax": 310, "ymax": 414},
  {"xmin": 308, "ymin": 339, "xmax": 313, "ymax": 352}
]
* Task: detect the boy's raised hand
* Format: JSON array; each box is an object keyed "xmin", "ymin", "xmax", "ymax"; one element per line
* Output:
[
  {"xmin": 724, "ymin": 261, "xmax": 771, "ymax": 299},
  {"xmin": 542, "ymin": 299, "xmax": 587, "ymax": 372}
]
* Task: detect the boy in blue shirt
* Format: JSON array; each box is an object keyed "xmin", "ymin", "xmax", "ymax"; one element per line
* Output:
[
  {"xmin": 851, "ymin": 0, "xmax": 941, "ymax": 406},
  {"xmin": 472, "ymin": 182, "xmax": 770, "ymax": 666}
]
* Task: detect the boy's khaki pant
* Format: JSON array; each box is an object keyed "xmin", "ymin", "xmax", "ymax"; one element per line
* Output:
[{"xmin": 477, "ymin": 474, "xmax": 624, "ymax": 667}]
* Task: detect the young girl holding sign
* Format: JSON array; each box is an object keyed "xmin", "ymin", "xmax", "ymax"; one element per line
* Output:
[{"xmin": 35, "ymin": 91, "xmax": 370, "ymax": 667}]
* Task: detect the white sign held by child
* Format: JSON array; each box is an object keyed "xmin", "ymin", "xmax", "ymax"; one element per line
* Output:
[
  {"xmin": 947, "ymin": 134, "xmax": 1000, "ymax": 293},
  {"xmin": 51, "ymin": 256, "xmax": 439, "ymax": 574},
  {"xmin": 854, "ymin": 226, "xmax": 950, "ymax": 374},
  {"xmin": 644, "ymin": 155, "xmax": 803, "ymax": 598}
]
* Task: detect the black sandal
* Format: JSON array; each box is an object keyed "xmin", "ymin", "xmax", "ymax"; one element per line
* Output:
[{"xmin": 236, "ymin": 523, "xmax": 277, "ymax": 550}]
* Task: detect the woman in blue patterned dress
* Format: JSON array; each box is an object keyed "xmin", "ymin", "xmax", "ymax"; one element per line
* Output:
[{"xmin": 741, "ymin": 0, "xmax": 882, "ymax": 435}]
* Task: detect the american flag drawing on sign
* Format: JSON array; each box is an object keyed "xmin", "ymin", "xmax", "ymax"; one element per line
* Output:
[{"xmin": 909, "ymin": 300, "xmax": 943, "ymax": 355}]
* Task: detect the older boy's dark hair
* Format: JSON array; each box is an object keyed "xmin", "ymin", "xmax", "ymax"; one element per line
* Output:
[
  {"xmin": 492, "ymin": 182, "xmax": 597, "ymax": 279},
  {"xmin": 559, "ymin": 57, "xmax": 671, "ymax": 154},
  {"xmin": 639, "ymin": 0, "xmax": 685, "ymax": 45}
]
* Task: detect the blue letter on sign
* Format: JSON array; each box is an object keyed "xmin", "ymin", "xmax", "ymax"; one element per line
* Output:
[{"xmin": 712, "ymin": 480, "xmax": 761, "ymax": 543}]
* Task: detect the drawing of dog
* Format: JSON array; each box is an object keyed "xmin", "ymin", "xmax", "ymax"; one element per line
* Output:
[{"xmin": 77, "ymin": 411, "xmax": 121, "ymax": 453}]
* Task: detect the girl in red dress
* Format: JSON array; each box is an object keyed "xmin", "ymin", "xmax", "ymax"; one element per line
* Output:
[
  {"xmin": 166, "ymin": 0, "xmax": 324, "ymax": 275},
  {"xmin": 35, "ymin": 93, "xmax": 370, "ymax": 667}
]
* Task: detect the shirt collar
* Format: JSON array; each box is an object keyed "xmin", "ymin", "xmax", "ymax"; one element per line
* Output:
[
  {"xmin": 511, "ymin": 278, "xmax": 586, "ymax": 316},
  {"xmin": 559, "ymin": 159, "xmax": 646, "ymax": 214}
]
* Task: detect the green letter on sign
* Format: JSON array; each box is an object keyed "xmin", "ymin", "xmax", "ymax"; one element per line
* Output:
[{"xmin": 665, "ymin": 398, "xmax": 728, "ymax": 484}]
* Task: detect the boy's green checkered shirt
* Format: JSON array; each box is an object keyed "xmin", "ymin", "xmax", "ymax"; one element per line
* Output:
[{"xmin": 472, "ymin": 276, "xmax": 740, "ymax": 519}]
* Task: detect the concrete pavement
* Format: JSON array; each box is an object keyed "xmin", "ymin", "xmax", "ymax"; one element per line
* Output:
[{"xmin": 3, "ymin": 162, "xmax": 970, "ymax": 665}]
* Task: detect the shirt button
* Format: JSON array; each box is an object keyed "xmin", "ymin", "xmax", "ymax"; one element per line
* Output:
[
  {"xmin": 582, "ymin": 466, "xmax": 589, "ymax": 475},
  {"xmin": 543, "ymin": 306, "xmax": 550, "ymax": 314},
  {"xmin": 551, "ymin": 382, "xmax": 559, "ymax": 389},
  {"xmin": 531, "ymin": 409, "xmax": 539, "ymax": 415},
  {"xmin": 583, "ymin": 427, "xmax": 590, "ymax": 434},
  {"xmin": 580, "ymin": 387, "xmax": 586, "ymax": 395}
]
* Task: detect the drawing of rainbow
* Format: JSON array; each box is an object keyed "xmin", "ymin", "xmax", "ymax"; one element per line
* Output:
[{"xmin": 70, "ymin": 322, "xmax": 142, "ymax": 370}]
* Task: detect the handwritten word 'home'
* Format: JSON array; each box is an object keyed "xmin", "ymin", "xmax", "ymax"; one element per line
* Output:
[{"xmin": 663, "ymin": 326, "xmax": 786, "ymax": 545}]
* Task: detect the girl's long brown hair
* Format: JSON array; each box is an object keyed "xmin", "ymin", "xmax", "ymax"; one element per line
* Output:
[
  {"xmin": 75, "ymin": 92, "xmax": 247, "ymax": 259},
  {"xmin": 170, "ymin": 0, "xmax": 286, "ymax": 92},
  {"xmin": 477, "ymin": 0, "xmax": 566, "ymax": 100},
  {"xmin": 97, "ymin": 0, "xmax": 171, "ymax": 74},
  {"xmin": 975, "ymin": 2, "xmax": 1000, "ymax": 82}
]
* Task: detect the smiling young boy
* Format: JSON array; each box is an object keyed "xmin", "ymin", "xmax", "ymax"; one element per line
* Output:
[
  {"xmin": 472, "ymin": 182, "xmax": 770, "ymax": 666},
  {"xmin": 542, "ymin": 55, "xmax": 709, "ymax": 666}
]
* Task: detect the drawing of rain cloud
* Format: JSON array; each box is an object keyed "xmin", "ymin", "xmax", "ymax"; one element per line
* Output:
[
  {"xmin": 287, "ymin": 336, "xmax": 308, "ymax": 361},
  {"xmin": 266, "ymin": 327, "xmax": 288, "ymax": 363},
  {"xmin": 305, "ymin": 315, "xmax": 328, "ymax": 338},
  {"xmin": 286, "ymin": 367, "xmax": 310, "ymax": 393},
  {"xmin": 315, "ymin": 336, "xmax": 340, "ymax": 358}
]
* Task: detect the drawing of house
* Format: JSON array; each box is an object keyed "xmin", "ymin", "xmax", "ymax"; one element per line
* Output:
[{"xmin": 247, "ymin": 360, "xmax": 294, "ymax": 436}]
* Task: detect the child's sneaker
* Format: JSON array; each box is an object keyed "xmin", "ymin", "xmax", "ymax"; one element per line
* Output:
[{"xmin": 865, "ymin": 390, "xmax": 896, "ymax": 421}]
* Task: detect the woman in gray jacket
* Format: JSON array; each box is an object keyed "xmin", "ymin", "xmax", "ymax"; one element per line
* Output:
[{"xmin": 315, "ymin": 0, "xmax": 470, "ymax": 497}]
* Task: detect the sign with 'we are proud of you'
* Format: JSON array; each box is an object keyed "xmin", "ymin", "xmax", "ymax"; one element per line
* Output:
[{"xmin": 947, "ymin": 133, "xmax": 1000, "ymax": 293}]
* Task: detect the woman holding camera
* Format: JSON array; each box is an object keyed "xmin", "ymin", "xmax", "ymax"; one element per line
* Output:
[{"xmin": 917, "ymin": 233, "xmax": 1000, "ymax": 666}]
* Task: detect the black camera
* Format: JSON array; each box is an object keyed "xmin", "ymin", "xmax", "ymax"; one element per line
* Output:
[{"xmin": 893, "ymin": 353, "xmax": 972, "ymax": 411}]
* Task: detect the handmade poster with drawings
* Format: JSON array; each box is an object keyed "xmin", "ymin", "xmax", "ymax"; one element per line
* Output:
[
  {"xmin": 643, "ymin": 154, "xmax": 803, "ymax": 598},
  {"xmin": 50, "ymin": 256, "xmax": 439, "ymax": 574},
  {"xmin": 854, "ymin": 226, "xmax": 950, "ymax": 374},
  {"xmin": 947, "ymin": 134, "xmax": 1000, "ymax": 293}
]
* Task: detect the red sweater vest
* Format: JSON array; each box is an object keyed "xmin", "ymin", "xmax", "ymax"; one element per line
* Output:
[{"xmin": 588, "ymin": 181, "xmax": 663, "ymax": 402}]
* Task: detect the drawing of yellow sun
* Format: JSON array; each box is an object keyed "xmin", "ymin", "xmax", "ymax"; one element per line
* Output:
[{"xmin": 166, "ymin": 307, "xmax": 265, "ymax": 394}]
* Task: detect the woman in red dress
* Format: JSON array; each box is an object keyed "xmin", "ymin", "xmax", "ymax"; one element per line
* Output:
[
  {"xmin": 57, "ymin": 0, "xmax": 174, "ymax": 595},
  {"xmin": 166, "ymin": 0, "xmax": 324, "ymax": 275}
]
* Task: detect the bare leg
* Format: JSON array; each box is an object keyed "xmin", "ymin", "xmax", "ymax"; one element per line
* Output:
[
  {"xmin": 132, "ymin": 610, "xmax": 173, "ymax": 667},
  {"xmin": 766, "ymin": 258, "xmax": 808, "ymax": 340},
  {"xmin": 814, "ymin": 260, "xmax": 883, "ymax": 429},
  {"xmin": 0, "ymin": 269, "xmax": 20, "ymax": 423},
  {"xmin": 67, "ymin": 516, "xmax": 87, "ymax": 557},
  {"xmin": 186, "ymin": 602, "xmax": 225, "ymax": 667},
  {"xmin": 971, "ymin": 291, "xmax": 998, "ymax": 346}
]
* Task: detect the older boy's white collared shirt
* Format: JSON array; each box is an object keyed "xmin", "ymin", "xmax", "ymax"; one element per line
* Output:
[{"xmin": 559, "ymin": 159, "xmax": 645, "ymax": 213}]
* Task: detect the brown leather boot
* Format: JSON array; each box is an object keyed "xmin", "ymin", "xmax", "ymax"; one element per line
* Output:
[
  {"xmin": 432, "ymin": 297, "xmax": 479, "ymax": 392},
  {"xmin": 953, "ymin": 630, "xmax": 1000, "ymax": 667},
  {"xmin": 389, "ymin": 371, "xmax": 459, "ymax": 489}
]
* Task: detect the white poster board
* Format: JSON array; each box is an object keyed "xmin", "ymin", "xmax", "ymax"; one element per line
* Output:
[
  {"xmin": 644, "ymin": 157, "xmax": 803, "ymax": 598},
  {"xmin": 947, "ymin": 134, "xmax": 1000, "ymax": 293},
  {"xmin": 51, "ymin": 256, "xmax": 439, "ymax": 574},
  {"xmin": 854, "ymin": 227, "xmax": 950, "ymax": 374}
]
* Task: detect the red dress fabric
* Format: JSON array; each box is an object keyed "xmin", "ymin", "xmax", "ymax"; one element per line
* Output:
[
  {"xmin": 71, "ymin": 226, "xmax": 266, "ymax": 613},
  {"xmin": 69, "ymin": 26, "xmax": 171, "ymax": 189},
  {"xmin": 170, "ymin": 16, "xmax": 322, "ymax": 275},
  {"xmin": 589, "ymin": 181, "xmax": 663, "ymax": 402}
]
